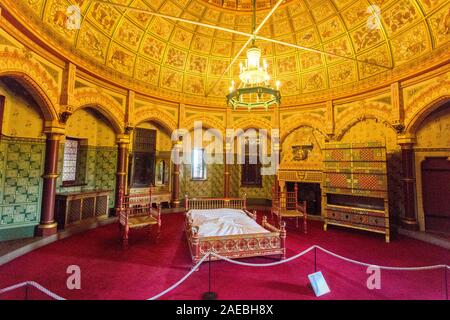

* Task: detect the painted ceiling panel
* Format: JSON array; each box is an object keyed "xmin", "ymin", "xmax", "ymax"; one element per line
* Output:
[{"xmin": 9, "ymin": 0, "xmax": 450, "ymax": 100}]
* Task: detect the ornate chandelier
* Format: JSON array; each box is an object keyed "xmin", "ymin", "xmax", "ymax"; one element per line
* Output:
[{"xmin": 226, "ymin": 1, "xmax": 281, "ymax": 111}]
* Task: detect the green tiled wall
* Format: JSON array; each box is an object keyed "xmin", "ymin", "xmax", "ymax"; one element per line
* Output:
[
  {"xmin": 0, "ymin": 136, "xmax": 45, "ymax": 239},
  {"xmin": 180, "ymin": 163, "xmax": 224, "ymax": 198},
  {"xmin": 56, "ymin": 145, "xmax": 118, "ymax": 208},
  {"xmin": 180, "ymin": 162, "xmax": 274, "ymax": 200}
]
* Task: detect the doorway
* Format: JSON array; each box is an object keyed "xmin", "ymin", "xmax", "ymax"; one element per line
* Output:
[{"xmin": 421, "ymin": 157, "xmax": 450, "ymax": 235}]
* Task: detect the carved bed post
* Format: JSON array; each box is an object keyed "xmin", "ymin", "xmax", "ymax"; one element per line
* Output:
[
  {"xmin": 262, "ymin": 215, "xmax": 267, "ymax": 227},
  {"xmin": 243, "ymin": 193, "xmax": 247, "ymax": 210},
  {"xmin": 280, "ymin": 221, "xmax": 286, "ymax": 260},
  {"xmin": 303, "ymin": 201, "xmax": 308, "ymax": 234},
  {"xmin": 253, "ymin": 210, "xmax": 257, "ymax": 221},
  {"xmin": 192, "ymin": 226, "xmax": 200, "ymax": 267},
  {"xmin": 185, "ymin": 194, "xmax": 189, "ymax": 212}
]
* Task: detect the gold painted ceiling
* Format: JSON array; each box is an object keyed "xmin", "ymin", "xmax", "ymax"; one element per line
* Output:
[{"xmin": 9, "ymin": 0, "xmax": 450, "ymax": 102}]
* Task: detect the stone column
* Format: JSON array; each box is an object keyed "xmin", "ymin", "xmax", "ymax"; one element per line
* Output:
[
  {"xmin": 114, "ymin": 134, "xmax": 130, "ymax": 216},
  {"xmin": 36, "ymin": 127, "xmax": 64, "ymax": 236},
  {"xmin": 171, "ymin": 140, "xmax": 182, "ymax": 208},
  {"xmin": 398, "ymin": 135, "xmax": 418, "ymax": 229}
]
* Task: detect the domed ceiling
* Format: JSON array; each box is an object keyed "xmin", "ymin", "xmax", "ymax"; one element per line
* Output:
[{"xmin": 10, "ymin": 0, "xmax": 450, "ymax": 103}]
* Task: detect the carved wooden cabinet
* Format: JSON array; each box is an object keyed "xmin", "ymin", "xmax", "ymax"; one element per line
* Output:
[
  {"xmin": 55, "ymin": 190, "xmax": 111, "ymax": 229},
  {"xmin": 323, "ymin": 142, "xmax": 390, "ymax": 242}
]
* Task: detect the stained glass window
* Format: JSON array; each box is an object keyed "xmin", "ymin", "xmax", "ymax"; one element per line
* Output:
[{"xmin": 62, "ymin": 138, "xmax": 79, "ymax": 182}]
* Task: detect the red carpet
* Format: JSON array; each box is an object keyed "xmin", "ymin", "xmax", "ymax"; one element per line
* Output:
[{"xmin": 0, "ymin": 212, "xmax": 449, "ymax": 300}]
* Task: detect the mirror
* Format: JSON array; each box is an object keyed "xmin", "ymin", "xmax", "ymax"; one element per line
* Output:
[{"xmin": 156, "ymin": 159, "xmax": 166, "ymax": 185}]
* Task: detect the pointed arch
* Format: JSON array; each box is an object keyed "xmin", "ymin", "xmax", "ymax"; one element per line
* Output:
[
  {"xmin": 133, "ymin": 107, "xmax": 177, "ymax": 134},
  {"xmin": 232, "ymin": 117, "xmax": 273, "ymax": 133},
  {"xmin": 280, "ymin": 114, "xmax": 327, "ymax": 145},
  {"xmin": 335, "ymin": 105, "xmax": 395, "ymax": 140},
  {"xmin": 185, "ymin": 114, "xmax": 226, "ymax": 134},
  {"xmin": 405, "ymin": 95, "xmax": 450, "ymax": 135},
  {"xmin": 72, "ymin": 88, "xmax": 125, "ymax": 134},
  {"xmin": 0, "ymin": 72, "xmax": 59, "ymax": 122}
]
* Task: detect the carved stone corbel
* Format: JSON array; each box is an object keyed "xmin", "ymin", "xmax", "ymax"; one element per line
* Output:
[
  {"xmin": 59, "ymin": 105, "xmax": 73, "ymax": 124},
  {"xmin": 392, "ymin": 120, "xmax": 406, "ymax": 134},
  {"xmin": 124, "ymin": 122, "xmax": 134, "ymax": 135}
]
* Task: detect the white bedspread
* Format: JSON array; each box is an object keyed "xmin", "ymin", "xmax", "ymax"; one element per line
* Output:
[{"xmin": 188, "ymin": 208, "xmax": 269, "ymax": 237}]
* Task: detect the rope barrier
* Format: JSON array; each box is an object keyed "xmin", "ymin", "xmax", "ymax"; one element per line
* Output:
[
  {"xmin": 147, "ymin": 253, "xmax": 211, "ymax": 300},
  {"xmin": 210, "ymin": 246, "xmax": 315, "ymax": 267},
  {"xmin": 0, "ymin": 281, "xmax": 66, "ymax": 300},
  {"xmin": 1, "ymin": 245, "xmax": 449, "ymax": 300},
  {"xmin": 314, "ymin": 246, "xmax": 450, "ymax": 271},
  {"xmin": 209, "ymin": 245, "xmax": 450, "ymax": 271}
]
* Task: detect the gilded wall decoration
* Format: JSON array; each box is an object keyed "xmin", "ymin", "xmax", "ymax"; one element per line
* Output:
[
  {"xmin": 323, "ymin": 36, "xmax": 354, "ymax": 64},
  {"xmin": 281, "ymin": 126, "xmax": 325, "ymax": 171},
  {"xmin": 172, "ymin": 28, "xmax": 194, "ymax": 49},
  {"xmin": 391, "ymin": 23, "xmax": 430, "ymax": 65},
  {"xmin": 187, "ymin": 55, "xmax": 208, "ymax": 74},
  {"xmin": 358, "ymin": 44, "xmax": 391, "ymax": 78},
  {"xmin": 73, "ymin": 88, "xmax": 125, "ymax": 132},
  {"xmin": 116, "ymin": 19, "xmax": 143, "ymax": 51},
  {"xmin": 277, "ymin": 56, "xmax": 297, "ymax": 74},
  {"xmin": 149, "ymin": 17, "xmax": 174, "ymax": 41},
  {"xmin": 108, "ymin": 45, "xmax": 135, "ymax": 76},
  {"xmin": 88, "ymin": 2, "xmax": 120, "ymax": 35},
  {"xmin": 0, "ymin": 46, "xmax": 60, "ymax": 121},
  {"xmin": 184, "ymin": 76, "xmax": 205, "ymax": 95},
  {"xmin": 328, "ymin": 61, "xmax": 356, "ymax": 87},
  {"xmin": 309, "ymin": 1, "xmax": 336, "ymax": 22},
  {"xmin": 209, "ymin": 59, "xmax": 229, "ymax": 76},
  {"xmin": 420, "ymin": 0, "xmax": 448, "ymax": 12},
  {"xmin": 65, "ymin": 108, "xmax": 116, "ymax": 147},
  {"xmin": 45, "ymin": 0, "xmax": 78, "ymax": 42},
  {"xmin": 165, "ymin": 47, "xmax": 187, "ymax": 69},
  {"xmin": 77, "ymin": 24, "xmax": 108, "ymax": 61},
  {"xmin": 134, "ymin": 57, "xmax": 160, "ymax": 86},
  {"xmin": 191, "ymin": 35, "xmax": 212, "ymax": 53},
  {"xmin": 0, "ymin": 79, "xmax": 45, "ymax": 139},
  {"xmin": 318, "ymin": 16, "xmax": 345, "ymax": 41},
  {"xmin": 278, "ymin": 76, "xmax": 300, "ymax": 96},
  {"xmin": 300, "ymin": 52, "xmax": 324, "ymax": 70},
  {"xmin": 383, "ymin": 0, "xmax": 420, "ymax": 35},
  {"xmin": 341, "ymin": 0, "xmax": 371, "ymax": 28},
  {"xmin": 296, "ymin": 27, "xmax": 320, "ymax": 47},
  {"xmin": 334, "ymin": 98, "xmax": 394, "ymax": 139},
  {"xmin": 128, "ymin": 0, "xmax": 153, "ymax": 28},
  {"xmin": 160, "ymin": 69, "xmax": 183, "ymax": 91},
  {"xmin": 428, "ymin": 3, "xmax": 450, "ymax": 48},
  {"xmin": 415, "ymin": 106, "xmax": 450, "ymax": 148},
  {"xmin": 132, "ymin": 107, "xmax": 178, "ymax": 133},
  {"xmin": 303, "ymin": 70, "xmax": 326, "ymax": 92},
  {"xmin": 403, "ymin": 72, "xmax": 450, "ymax": 132},
  {"xmin": 351, "ymin": 25, "xmax": 383, "ymax": 53},
  {"xmin": 141, "ymin": 34, "xmax": 166, "ymax": 62}
]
